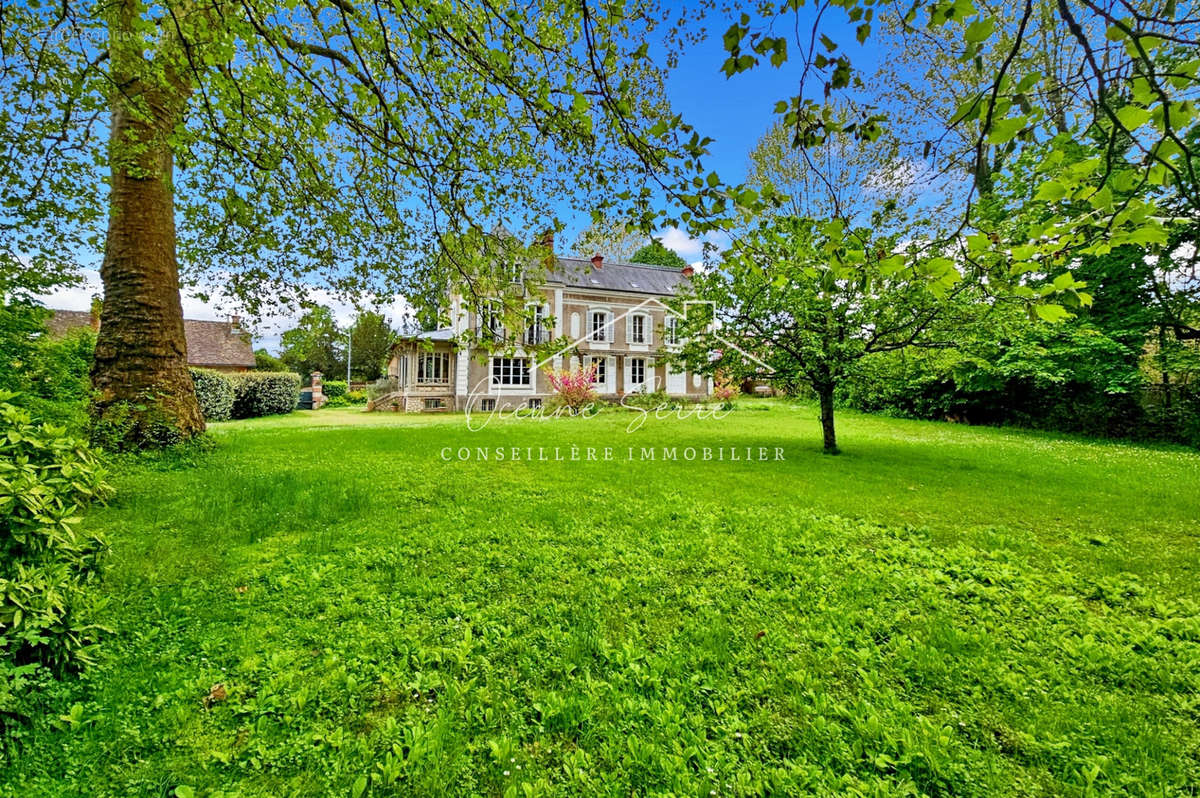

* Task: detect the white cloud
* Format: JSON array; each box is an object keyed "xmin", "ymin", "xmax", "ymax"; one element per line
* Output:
[
  {"xmin": 35, "ymin": 271, "xmax": 412, "ymax": 355},
  {"xmin": 658, "ymin": 227, "xmax": 728, "ymax": 260}
]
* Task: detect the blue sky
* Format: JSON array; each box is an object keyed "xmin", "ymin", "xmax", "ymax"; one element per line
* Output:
[{"xmin": 660, "ymin": 6, "xmax": 881, "ymax": 189}]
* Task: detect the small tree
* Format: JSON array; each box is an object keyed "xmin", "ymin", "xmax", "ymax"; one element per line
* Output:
[
  {"xmin": 279, "ymin": 307, "xmax": 345, "ymax": 381},
  {"xmin": 347, "ymin": 311, "xmax": 397, "ymax": 381},
  {"xmin": 683, "ymin": 214, "xmax": 979, "ymax": 454}
]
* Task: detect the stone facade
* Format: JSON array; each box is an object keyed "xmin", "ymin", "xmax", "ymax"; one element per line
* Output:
[{"xmin": 384, "ymin": 259, "xmax": 710, "ymax": 412}]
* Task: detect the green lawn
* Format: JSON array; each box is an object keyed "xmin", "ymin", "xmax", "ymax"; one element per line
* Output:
[{"xmin": 6, "ymin": 402, "xmax": 1200, "ymax": 796}]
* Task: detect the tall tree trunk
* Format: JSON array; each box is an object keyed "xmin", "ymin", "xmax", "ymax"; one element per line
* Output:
[
  {"xmin": 817, "ymin": 382, "xmax": 839, "ymax": 455},
  {"xmin": 91, "ymin": 29, "xmax": 203, "ymax": 446}
]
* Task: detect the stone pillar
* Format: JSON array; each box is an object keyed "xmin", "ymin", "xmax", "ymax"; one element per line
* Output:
[{"xmin": 311, "ymin": 372, "xmax": 326, "ymax": 409}]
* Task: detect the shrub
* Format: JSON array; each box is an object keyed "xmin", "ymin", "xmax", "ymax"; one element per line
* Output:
[
  {"xmin": 367, "ymin": 378, "xmax": 400, "ymax": 401},
  {"xmin": 545, "ymin": 365, "xmax": 599, "ymax": 414},
  {"xmin": 621, "ymin": 389, "xmax": 679, "ymax": 410},
  {"xmin": 229, "ymin": 372, "xmax": 300, "ymax": 419},
  {"xmin": 713, "ymin": 376, "xmax": 738, "ymax": 409},
  {"xmin": 11, "ymin": 321, "xmax": 95, "ymax": 430},
  {"xmin": 189, "ymin": 368, "xmax": 235, "ymax": 422},
  {"xmin": 322, "ymin": 389, "xmax": 368, "ymax": 409},
  {"xmin": 322, "ymin": 380, "xmax": 348, "ymax": 400},
  {"xmin": 0, "ymin": 394, "xmax": 113, "ymax": 715}
]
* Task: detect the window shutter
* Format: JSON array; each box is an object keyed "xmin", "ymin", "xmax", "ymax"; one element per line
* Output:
[
  {"xmin": 569, "ymin": 312, "xmax": 580, "ymax": 339},
  {"xmin": 569, "ymin": 355, "xmax": 579, "ymax": 372},
  {"xmin": 605, "ymin": 356, "xmax": 616, "ymax": 392},
  {"xmin": 646, "ymin": 357, "xmax": 655, "ymax": 391},
  {"xmin": 624, "ymin": 312, "xmax": 632, "ymax": 344},
  {"xmin": 622, "ymin": 357, "xmax": 632, "ymax": 392},
  {"xmin": 645, "ymin": 315, "xmax": 653, "ymax": 345}
]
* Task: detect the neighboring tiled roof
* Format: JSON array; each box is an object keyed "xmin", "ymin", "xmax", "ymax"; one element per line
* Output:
[
  {"xmin": 183, "ymin": 319, "xmax": 256, "ymax": 368},
  {"xmin": 47, "ymin": 309, "xmax": 255, "ymax": 368},
  {"xmin": 45, "ymin": 309, "xmax": 97, "ymax": 337},
  {"xmin": 547, "ymin": 257, "xmax": 689, "ymax": 296}
]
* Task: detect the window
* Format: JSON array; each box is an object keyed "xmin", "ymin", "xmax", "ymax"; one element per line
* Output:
[
  {"xmin": 665, "ymin": 317, "xmax": 679, "ymax": 345},
  {"xmin": 491, "ymin": 357, "xmax": 531, "ymax": 387},
  {"xmin": 528, "ymin": 398, "xmax": 543, "ymax": 409},
  {"xmin": 480, "ymin": 300, "xmax": 504, "ymax": 339},
  {"xmin": 588, "ymin": 356, "xmax": 606, "ymax": 387},
  {"xmin": 590, "ymin": 311, "xmax": 609, "ymax": 342},
  {"xmin": 525, "ymin": 304, "xmax": 547, "ymax": 345},
  {"xmin": 424, "ymin": 398, "xmax": 444, "ymax": 410},
  {"xmin": 480, "ymin": 398, "xmax": 496, "ymax": 411},
  {"xmin": 417, "ymin": 352, "xmax": 450, "ymax": 384},
  {"xmin": 631, "ymin": 314, "xmax": 647, "ymax": 344},
  {"xmin": 629, "ymin": 357, "xmax": 646, "ymax": 389}
]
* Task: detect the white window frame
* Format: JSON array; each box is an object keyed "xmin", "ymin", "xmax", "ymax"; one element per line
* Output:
[
  {"xmin": 664, "ymin": 316, "xmax": 679, "ymax": 346},
  {"xmin": 491, "ymin": 357, "xmax": 531, "ymax": 388},
  {"xmin": 588, "ymin": 356, "xmax": 607, "ymax": 390},
  {"xmin": 630, "ymin": 314, "xmax": 648, "ymax": 345},
  {"xmin": 629, "ymin": 357, "xmax": 647, "ymax": 392},
  {"xmin": 480, "ymin": 299, "xmax": 504, "ymax": 340},
  {"xmin": 396, "ymin": 353, "xmax": 410, "ymax": 386},
  {"xmin": 525, "ymin": 302, "xmax": 548, "ymax": 345},
  {"xmin": 589, "ymin": 310, "xmax": 610, "ymax": 343},
  {"xmin": 416, "ymin": 352, "xmax": 450, "ymax": 384}
]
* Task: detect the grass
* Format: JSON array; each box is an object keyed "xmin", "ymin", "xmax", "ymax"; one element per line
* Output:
[{"xmin": 4, "ymin": 400, "xmax": 1200, "ymax": 796}]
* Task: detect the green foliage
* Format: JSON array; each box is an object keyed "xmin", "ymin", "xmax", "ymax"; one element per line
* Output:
[
  {"xmin": 11, "ymin": 323, "xmax": 96, "ymax": 430},
  {"xmin": 230, "ymin": 373, "xmax": 301, "ymax": 420},
  {"xmin": 253, "ymin": 349, "xmax": 285, "ymax": 372},
  {"xmin": 0, "ymin": 302, "xmax": 50, "ymax": 397},
  {"xmin": 321, "ymin": 388, "xmax": 367, "ymax": 409},
  {"xmin": 4, "ymin": 408, "xmax": 1199, "ymax": 793},
  {"xmin": 629, "ymin": 239, "xmax": 687, "ymax": 268},
  {"xmin": 188, "ymin": 369, "xmax": 235, "ymax": 423},
  {"xmin": 87, "ymin": 395, "xmax": 190, "ymax": 452},
  {"xmin": 0, "ymin": 394, "xmax": 112, "ymax": 719},
  {"xmin": 321, "ymin": 380, "xmax": 348, "ymax": 400},
  {"xmin": 681, "ymin": 213, "xmax": 974, "ymax": 452},
  {"xmin": 347, "ymin": 312, "xmax": 398, "ymax": 381},
  {"xmin": 279, "ymin": 307, "xmax": 345, "ymax": 381},
  {"xmin": 26, "ymin": 328, "xmax": 95, "ymax": 407}
]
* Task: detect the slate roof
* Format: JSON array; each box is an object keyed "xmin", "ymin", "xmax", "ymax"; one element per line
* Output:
[
  {"xmin": 47, "ymin": 309, "xmax": 255, "ymax": 368},
  {"xmin": 547, "ymin": 257, "xmax": 689, "ymax": 296}
]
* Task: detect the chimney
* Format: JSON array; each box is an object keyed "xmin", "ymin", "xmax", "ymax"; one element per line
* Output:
[
  {"xmin": 590, "ymin": 254, "xmax": 603, "ymax": 269},
  {"xmin": 541, "ymin": 230, "xmax": 555, "ymax": 253},
  {"xmin": 229, "ymin": 314, "xmax": 242, "ymax": 333},
  {"xmin": 681, "ymin": 265, "xmax": 695, "ymax": 277}
]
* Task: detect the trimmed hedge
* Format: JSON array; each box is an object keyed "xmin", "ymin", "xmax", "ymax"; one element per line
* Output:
[
  {"xmin": 189, "ymin": 368, "xmax": 235, "ymax": 422},
  {"xmin": 231, "ymin": 372, "xmax": 301, "ymax": 419},
  {"xmin": 322, "ymin": 380, "xmax": 348, "ymax": 400}
]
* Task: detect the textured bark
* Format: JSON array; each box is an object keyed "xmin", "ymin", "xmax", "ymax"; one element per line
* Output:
[
  {"xmin": 817, "ymin": 382, "xmax": 839, "ymax": 455},
  {"xmin": 90, "ymin": 64, "xmax": 204, "ymax": 444}
]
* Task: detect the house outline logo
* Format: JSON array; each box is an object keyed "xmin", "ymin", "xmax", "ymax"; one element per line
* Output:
[{"xmin": 529, "ymin": 295, "xmax": 774, "ymax": 375}]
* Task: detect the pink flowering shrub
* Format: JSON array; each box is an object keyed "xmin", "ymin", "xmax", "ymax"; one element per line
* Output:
[
  {"xmin": 713, "ymin": 376, "xmax": 738, "ymax": 408},
  {"xmin": 545, "ymin": 364, "xmax": 599, "ymax": 414},
  {"xmin": 713, "ymin": 376, "xmax": 738, "ymax": 403}
]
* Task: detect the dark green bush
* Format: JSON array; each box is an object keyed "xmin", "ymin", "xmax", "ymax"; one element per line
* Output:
[
  {"xmin": 0, "ymin": 393, "xmax": 113, "ymax": 716},
  {"xmin": 189, "ymin": 368, "xmax": 235, "ymax": 422},
  {"xmin": 322, "ymin": 380, "xmax": 348, "ymax": 400},
  {"xmin": 230, "ymin": 372, "xmax": 301, "ymax": 419}
]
